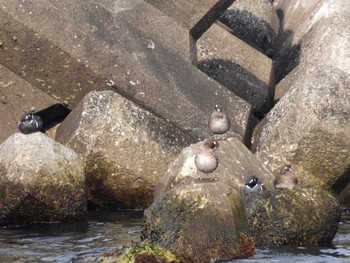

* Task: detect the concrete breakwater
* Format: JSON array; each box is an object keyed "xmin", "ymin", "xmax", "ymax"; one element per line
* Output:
[{"xmin": 0, "ymin": 0, "xmax": 349, "ymax": 262}]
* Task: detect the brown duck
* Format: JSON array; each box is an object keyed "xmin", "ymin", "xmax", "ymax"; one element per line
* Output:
[
  {"xmin": 195, "ymin": 138, "xmax": 219, "ymax": 173},
  {"xmin": 208, "ymin": 104, "xmax": 231, "ymax": 134},
  {"xmin": 274, "ymin": 164, "xmax": 298, "ymax": 189}
]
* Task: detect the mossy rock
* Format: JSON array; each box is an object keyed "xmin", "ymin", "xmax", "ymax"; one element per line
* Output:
[
  {"xmin": 243, "ymin": 187, "xmax": 341, "ymax": 246},
  {"xmin": 122, "ymin": 242, "xmax": 180, "ymax": 263},
  {"xmin": 89, "ymin": 242, "xmax": 181, "ymax": 263},
  {"xmin": 143, "ymin": 179, "xmax": 255, "ymax": 262}
]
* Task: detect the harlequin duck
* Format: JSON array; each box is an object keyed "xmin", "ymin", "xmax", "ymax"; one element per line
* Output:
[
  {"xmin": 18, "ymin": 113, "xmax": 43, "ymax": 134},
  {"xmin": 274, "ymin": 164, "xmax": 298, "ymax": 189},
  {"xmin": 195, "ymin": 138, "xmax": 219, "ymax": 173},
  {"xmin": 242, "ymin": 175, "xmax": 264, "ymax": 194},
  {"xmin": 208, "ymin": 104, "xmax": 231, "ymax": 134}
]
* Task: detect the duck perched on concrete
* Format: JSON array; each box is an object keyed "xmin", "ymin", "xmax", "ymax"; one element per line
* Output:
[
  {"xmin": 242, "ymin": 176, "xmax": 264, "ymax": 195},
  {"xmin": 274, "ymin": 164, "xmax": 298, "ymax": 189},
  {"xmin": 18, "ymin": 113, "xmax": 43, "ymax": 134},
  {"xmin": 195, "ymin": 138, "xmax": 219, "ymax": 173},
  {"xmin": 208, "ymin": 104, "xmax": 231, "ymax": 134}
]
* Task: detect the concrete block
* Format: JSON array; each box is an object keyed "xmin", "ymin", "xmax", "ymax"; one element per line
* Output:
[
  {"xmin": 274, "ymin": 0, "xmax": 350, "ymax": 82},
  {"xmin": 197, "ymin": 22, "xmax": 274, "ymax": 117},
  {"xmin": 253, "ymin": 66, "xmax": 350, "ymax": 191},
  {"xmin": 0, "ymin": 64, "xmax": 58, "ymax": 143},
  {"xmin": 145, "ymin": 0, "xmax": 235, "ymax": 39},
  {"xmin": 0, "ymin": 0, "xmax": 253, "ymax": 142},
  {"xmin": 220, "ymin": 0, "xmax": 279, "ymax": 56}
]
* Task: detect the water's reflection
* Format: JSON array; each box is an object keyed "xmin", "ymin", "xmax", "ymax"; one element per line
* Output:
[
  {"xmin": 0, "ymin": 209, "xmax": 349, "ymax": 262},
  {"xmin": 0, "ymin": 210, "xmax": 143, "ymax": 262}
]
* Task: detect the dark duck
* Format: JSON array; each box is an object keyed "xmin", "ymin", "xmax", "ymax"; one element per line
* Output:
[
  {"xmin": 18, "ymin": 113, "xmax": 43, "ymax": 134},
  {"xmin": 242, "ymin": 176, "xmax": 264, "ymax": 195}
]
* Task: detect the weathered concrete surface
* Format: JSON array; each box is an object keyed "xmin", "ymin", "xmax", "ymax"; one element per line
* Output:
[
  {"xmin": 154, "ymin": 138, "xmax": 275, "ymax": 201},
  {"xmin": 0, "ymin": 133, "xmax": 86, "ymax": 227},
  {"xmin": 243, "ymin": 188, "xmax": 340, "ymax": 246},
  {"xmin": 143, "ymin": 139, "xmax": 261, "ymax": 262},
  {"xmin": 219, "ymin": 0, "xmax": 279, "ymax": 56},
  {"xmin": 252, "ymin": 66, "xmax": 350, "ymax": 192},
  {"xmin": 143, "ymin": 181, "xmax": 254, "ymax": 262},
  {"xmin": 145, "ymin": 0, "xmax": 235, "ymax": 40},
  {"xmin": 56, "ymin": 90, "xmax": 195, "ymax": 209},
  {"xmin": 144, "ymin": 138, "xmax": 340, "ymax": 251},
  {"xmin": 0, "ymin": 64, "xmax": 59, "ymax": 143},
  {"xmin": 197, "ymin": 22, "xmax": 274, "ymax": 117},
  {"xmin": 274, "ymin": 0, "xmax": 350, "ymax": 82},
  {"xmin": 0, "ymin": 0, "xmax": 253, "ymax": 142},
  {"xmin": 275, "ymin": 15, "xmax": 350, "ymax": 101},
  {"xmin": 0, "ymin": 11, "xmax": 102, "ymax": 109}
]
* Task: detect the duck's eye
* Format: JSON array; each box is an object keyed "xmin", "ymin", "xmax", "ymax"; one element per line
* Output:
[
  {"xmin": 215, "ymin": 105, "xmax": 222, "ymax": 112},
  {"xmin": 20, "ymin": 113, "xmax": 33, "ymax": 122},
  {"xmin": 284, "ymin": 165, "xmax": 293, "ymax": 172}
]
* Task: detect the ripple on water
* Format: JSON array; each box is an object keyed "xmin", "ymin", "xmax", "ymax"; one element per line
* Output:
[
  {"xmin": 0, "ymin": 209, "xmax": 349, "ymax": 262},
  {"xmin": 0, "ymin": 210, "xmax": 143, "ymax": 262}
]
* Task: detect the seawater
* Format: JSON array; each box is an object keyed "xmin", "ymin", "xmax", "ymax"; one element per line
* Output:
[{"xmin": 0, "ymin": 209, "xmax": 349, "ymax": 263}]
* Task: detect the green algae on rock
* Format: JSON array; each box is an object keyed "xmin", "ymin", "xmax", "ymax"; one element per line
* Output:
[
  {"xmin": 0, "ymin": 133, "xmax": 86, "ymax": 227},
  {"xmin": 88, "ymin": 242, "xmax": 181, "ymax": 263},
  {"xmin": 243, "ymin": 188, "xmax": 341, "ymax": 246},
  {"xmin": 143, "ymin": 181, "xmax": 255, "ymax": 262},
  {"xmin": 56, "ymin": 90, "xmax": 195, "ymax": 210}
]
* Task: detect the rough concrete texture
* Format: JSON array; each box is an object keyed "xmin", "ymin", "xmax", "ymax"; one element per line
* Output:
[
  {"xmin": 220, "ymin": 0, "xmax": 279, "ymax": 56},
  {"xmin": 56, "ymin": 90, "xmax": 195, "ymax": 209},
  {"xmin": 244, "ymin": 188, "xmax": 340, "ymax": 246},
  {"xmin": 0, "ymin": 133, "xmax": 86, "ymax": 227},
  {"xmin": 0, "ymin": 64, "xmax": 58, "ymax": 143},
  {"xmin": 275, "ymin": 14, "xmax": 350, "ymax": 99},
  {"xmin": 197, "ymin": 22, "xmax": 274, "ymax": 117},
  {"xmin": 145, "ymin": 0, "xmax": 235, "ymax": 40},
  {"xmin": 142, "ymin": 138, "xmax": 260, "ymax": 262},
  {"xmin": 143, "ymin": 181, "xmax": 255, "ymax": 262},
  {"xmin": 252, "ymin": 66, "xmax": 350, "ymax": 192},
  {"xmin": 0, "ymin": 0, "xmax": 253, "ymax": 142},
  {"xmin": 154, "ymin": 137, "xmax": 275, "ymax": 201},
  {"xmin": 274, "ymin": 0, "xmax": 350, "ymax": 82},
  {"xmin": 143, "ymin": 139, "xmax": 260, "ymax": 261}
]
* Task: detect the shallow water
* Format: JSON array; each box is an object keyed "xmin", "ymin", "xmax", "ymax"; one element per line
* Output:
[
  {"xmin": 0, "ymin": 210, "xmax": 143, "ymax": 263},
  {"xmin": 0, "ymin": 209, "xmax": 349, "ymax": 263}
]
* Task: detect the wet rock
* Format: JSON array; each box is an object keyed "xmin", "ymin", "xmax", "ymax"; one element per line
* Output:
[
  {"xmin": 252, "ymin": 66, "xmax": 350, "ymax": 191},
  {"xmin": 220, "ymin": 0, "xmax": 279, "ymax": 56},
  {"xmin": 56, "ymin": 90, "xmax": 194, "ymax": 210},
  {"xmin": 143, "ymin": 138, "xmax": 274, "ymax": 262},
  {"xmin": 243, "ymin": 188, "xmax": 340, "ymax": 246},
  {"xmin": 0, "ymin": 132, "xmax": 86, "ymax": 227},
  {"xmin": 143, "ymin": 181, "xmax": 255, "ymax": 262},
  {"xmin": 83, "ymin": 241, "xmax": 181, "ymax": 263},
  {"xmin": 274, "ymin": 0, "xmax": 350, "ymax": 82},
  {"xmin": 197, "ymin": 22, "xmax": 274, "ymax": 118}
]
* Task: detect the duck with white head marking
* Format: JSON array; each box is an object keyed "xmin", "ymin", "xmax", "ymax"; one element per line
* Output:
[
  {"xmin": 195, "ymin": 137, "xmax": 219, "ymax": 174},
  {"xmin": 274, "ymin": 164, "xmax": 298, "ymax": 189},
  {"xmin": 242, "ymin": 176, "xmax": 264, "ymax": 195},
  {"xmin": 18, "ymin": 113, "xmax": 43, "ymax": 134},
  {"xmin": 208, "ymin": 104, "xmax": 231, "ymax": 135}
]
